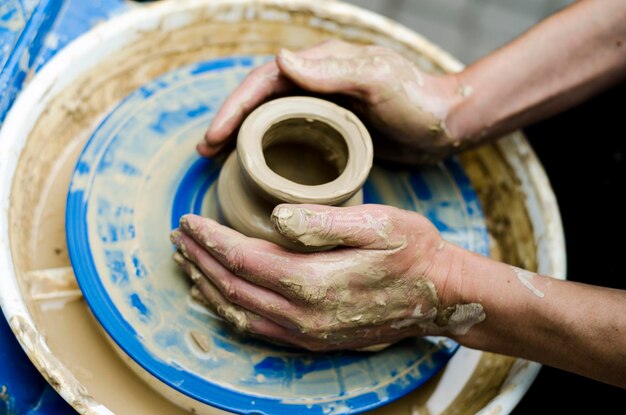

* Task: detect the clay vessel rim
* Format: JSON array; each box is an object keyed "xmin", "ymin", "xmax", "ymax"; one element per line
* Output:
[{"xmin": 237, "ymin": 96, "xmax": 373, "ymax": 204}]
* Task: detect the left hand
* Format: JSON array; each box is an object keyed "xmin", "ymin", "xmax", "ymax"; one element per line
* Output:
[
  {"xmin": 198, "ymin": 40, "xmax": 464, "ymax": 165},
  {"xmin": 170, "ymin": 204, "xmax": 482, "ymax": 351}
]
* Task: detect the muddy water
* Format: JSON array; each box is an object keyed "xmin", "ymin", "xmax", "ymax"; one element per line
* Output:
[{"xmin": 8, "ymin": 3, "xmax": 533, "ymax": 414}]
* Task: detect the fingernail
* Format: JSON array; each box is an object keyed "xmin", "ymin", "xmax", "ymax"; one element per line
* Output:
[
  {"xmin": 272, "ymin": 205, "xmax": 307, "ymax": 238},
  {"xmin": 180, "ymin": 214, "xmax": 203, "ymax": 232},
  {"xmin": 179, "ymin": 215, "xmax": 190, "ymax": 228},
  {"xmin": 180, "ymin": 214, "xmax": 218, "ymax": 250},
  {"xmin": 201, "ymin": 138, "xmax": 222, "ymax": 148},
  {"xmin": 197, "ymin": 142, "xmax": 210, "ymax": 156},
  {"xmin": 180, "ymin": 214, "xmax": 205, "ymax": 234},
  {"xmin": 188, "ymin": 267, "xmax": 203, "ymax": 283},
  {"xmin": 190, "ymin": 286, "xmax": 208, "ymax": 304},
  {"xmin": 207, "ymin": 118, "xmax": 224, "ymax": 136},
  {"xmin": 170, "ymin": 230, "xmax": 190, "ymax": 257},
  {"xmin": 273, "ymin": 205, "xmax": 295, "ymax": 221},
  {"xmin": 170, "ymin": 229, "xmax": 183, "ymax": 244},
  {"xmin": 172, "ymin": 251, "xmax": 185, "ymax": 265}
]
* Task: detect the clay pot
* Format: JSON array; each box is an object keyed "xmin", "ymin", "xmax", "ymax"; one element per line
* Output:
[{"xmin": 217, "ymin": 96, "xmax": 373, "ymax": 251}]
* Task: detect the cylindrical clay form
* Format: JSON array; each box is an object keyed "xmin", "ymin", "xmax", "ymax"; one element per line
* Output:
[{"xmin": 217, "ymin": 96, "xmax": 373, "ymax": 251}]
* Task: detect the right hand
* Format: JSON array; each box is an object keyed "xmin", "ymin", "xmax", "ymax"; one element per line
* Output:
[{"xmin": 199, "ymin": 40, "xmax": 465, "ymax": 164}]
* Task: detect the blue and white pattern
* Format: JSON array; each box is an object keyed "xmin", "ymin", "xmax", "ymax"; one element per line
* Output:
[
  {"xmin": 0, "ymin": 0, "xmax": 37, "ymax": 70},
  {"xmin": 66, "ymin": 56, "xmax": 489, "ymax": 415},
  {"xmin": 0, "ymin": 0, "xmax": 61, "ymax": 125},
  {"xmin": 0, "ymin": 0, "xmax": 126, "ymax": 125}
]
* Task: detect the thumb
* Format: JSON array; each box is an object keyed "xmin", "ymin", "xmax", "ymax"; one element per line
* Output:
[
  {"xmin": 271, "ymin": 204, "xmax": 406, "ymax": 249},
  {"xmin": 276, "ymin": 49, "xmax": 365, "ymax": 98}
]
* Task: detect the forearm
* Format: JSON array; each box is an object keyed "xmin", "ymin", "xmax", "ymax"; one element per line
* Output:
[
  {"xmin": 440, "ymin": 244, "xmax": 626, "ymax": 388},
  {"xmin": 446, "ymin": 0, "xmax": 626, "ymax": 143}
]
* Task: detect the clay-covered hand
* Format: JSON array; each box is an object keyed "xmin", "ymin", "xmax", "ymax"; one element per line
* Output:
[
  {"xmin": 199, "ymin": 40, "xmax": 464, "ymax": 164},
  {"xmin": 170, "ymin": 204, "xmax": 484, "ymax": 351}
]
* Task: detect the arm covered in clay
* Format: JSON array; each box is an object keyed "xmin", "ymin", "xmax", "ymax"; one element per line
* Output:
[
  {"xmin": 200, "ymin": 0, "xmax": 626, "ymax": 162},
  {"xmin": 171, "ymin": 207, "xmax": 626, "ymax": 388}
]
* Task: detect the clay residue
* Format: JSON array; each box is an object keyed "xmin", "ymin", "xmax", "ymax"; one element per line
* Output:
[
  {"xmin": 456, "ymin": 84, "xmax": 473, "ymax": 98},
  {"xmin": 182, "ymin": 255, "xmax": 250, "ymax": 332},
  {"xmin": 357, "ymin": 343, "xmax": 392, "ymax": 352},
  {"xmin": 189, "ymin": 330, "xmax": 211, "ymax": 353},
  {"xmin": 271, "ymin": 206, "xmax": 343, "ymax": 247},
  {"xmin": 271, "ymin": 205, "xmax": 405, "ymax": 250},
  {"xmin": 459, "ymin": 146, "xmax": 538, "ymax": 271},
  {"xmin": 26, "ymin": 267, "xmax": 82, "ymax": 310},
  {"xmin": 390, "ymin": 279, "xmax": 486, "ymax": 336},
  {"xmin": 9, "ymin": 315, "xmax": 100, "ymax": 414},
  {"xmin": 279, "ymin": 277, "xmax": 328, "ymax": 306},
  {"xmin": 441, "ymin": 353, "xmax": 516, "ymax": 415},
  {"xmin": 510, "ymin": 266, "xmax": 545, "ymax": 298},
  {"xmin": 445, "ymin": 303, "xmax": 486, "ymax": 335}
]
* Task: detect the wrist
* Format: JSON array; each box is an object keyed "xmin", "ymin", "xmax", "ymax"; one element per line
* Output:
[
  {"xmin": 440, "ymin": 72, "xmax": 486, "ymax": 145},
  {"xmin": 418, "ymin": 241, "xmax": 492, "ymax": 338},
  {"xmin": 426, "ymin": 240, "xmax": 472, "ymax": 308}
]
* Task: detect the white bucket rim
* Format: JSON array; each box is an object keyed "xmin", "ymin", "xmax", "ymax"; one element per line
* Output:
[{"xmin": 0, "ymin": 1, "xmax": 566, "ymax": 414}]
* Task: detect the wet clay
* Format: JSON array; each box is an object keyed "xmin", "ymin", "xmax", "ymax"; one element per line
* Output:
[
  {"xmin": 459, "ymin": 146, "xmax": 537, "ymax": 271},
  {"xmin": 376, "ymin": 276, "xmax": 485, "ymax": 338},
  {"xmin": 510, "ymin": 266, "xmax": 545, "ymax": 298},
  {"xmin": 263, "ymin": 117, "xmax": 349, "ymax": 185},
  {"xmin": 264, "ymin": 140, "xmax": 342, "ymax": 185},
  {"xmin": 5, "ymin": 1, "xmax": 546, "ymax": 414},
  {"xmin": 217, "ymin": 96, "xmax": 373, "ymax": 251}
]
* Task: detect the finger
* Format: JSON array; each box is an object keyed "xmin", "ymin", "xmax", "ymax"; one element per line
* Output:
[
  {"xmin": 187, "ymin": 269, "xmax": 303, "ymax": 348},
  {"xmin": 246, "ymin": 317, "xmax": 338, "ymax": 351},
  {"xmin": 249, "ymin": 318, "xmax": 421, "ymax": 352},
  {"xmin": 175, "ymin": 251, "xmax": 423, "ymax": 350},
  {"xmin": 287, "ymin": 39, "xmax": 366, "ymax": 60},
  {"xmin": 202, "ymin": 61, "xmax": 294, "ymax": 155},
  {"xmin": 189, "ymin": 285, "xmax": 210, "ymax": 308},
  {"xmin": 276, "ymin": 49, "xmax": 368, "ymax": 98},
  {"xmin": 271, "ymin": 204, "xmax": 409, "ymax": 249},
  {"xmin": 174, "ymin": 250, "xmax": 255, "ymax": 331},
  {"xmin": 177, "ymin": 215, "xmax": 329, "ymax": 302},
  {"xmin": 171, "ymin": 236, "xmax": 300, "ymax": 327},
  {"xmin": 173, "ymin": 251, "xmax": 327, "ymax": 348},
  {"xmin": 197, "ymin": 140, "xmax": 229, "ymax": 158}
]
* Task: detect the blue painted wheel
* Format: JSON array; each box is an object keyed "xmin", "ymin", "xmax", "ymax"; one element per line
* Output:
[{"xmin": 66, "ymin": 56, "xmax": 489, "ymax": 415}]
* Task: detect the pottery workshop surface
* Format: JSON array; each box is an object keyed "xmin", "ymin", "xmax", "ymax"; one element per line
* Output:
[{"xmin": 1, "ymin": 1, "xmax": 566, "ymax": 414}]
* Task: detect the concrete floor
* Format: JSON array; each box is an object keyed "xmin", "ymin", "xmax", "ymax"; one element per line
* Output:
[{"xmin": 345, "ymin": 0, "xmax": 572, "ymax": 63}]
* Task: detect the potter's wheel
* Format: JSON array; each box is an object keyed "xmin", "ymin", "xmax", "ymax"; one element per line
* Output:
[{"xmin": 66, "ymin": 56, "xmax": 489, "ymax": 414}]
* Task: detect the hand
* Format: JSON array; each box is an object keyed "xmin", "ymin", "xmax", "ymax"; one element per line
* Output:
[
  {"xmin": 199, "ymin": 40, "xmax": 464, "ymax": 165},
  {"xmin": 170, "ymin": 204, "xmax": 485, "ymax": 351}
]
